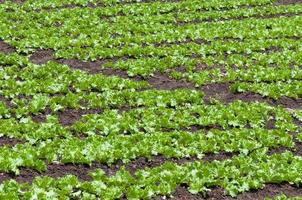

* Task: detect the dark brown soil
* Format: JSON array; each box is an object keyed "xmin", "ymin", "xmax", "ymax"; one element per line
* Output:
[
  {"xmin": 29, "ymin": 49, "xmax": 54, "ymax": 64},
  {"xmin": 202, "ymin": 83, "xmax": 302, "ymax": 109},
  {"xmin": 0, "ymin": 40, "xmax": 15, "ymax": 53},
  {"xmin": 2, "ymin": 151, "xmax": 301, "ymax": 200},
  {"xmin": 276, "ymin": 0, "xmax": 302, "ymax": 5},
  {"xmin": 180, "ymin": 124, "xmax": 224, "ymax": 133},
  {"xmin": 293, "ymin": 118, "xmax": 302, "ymax": 128},
  {"xmin": 125, "ymin": 156, "xmax": 200, "ymax": 176},
  {"xmin": 237, "ymin": 183, "xmax": 302, "ymax": 200},
  {"xmin": 293, "ymin": 141, "xmax": 302, "ymax": 156},
  {"xmin": 56, "ymin": 59, "xmax": 103, "ymax": 73},
  {"xmin": 28, "ymin": 50, "xmax": 138, "ymax": 80},
  {"xmin": 0, "ymin": 137, "xmax": 22, "ymax": 147},
  {"xmin": 0, "ymin": 162, "xmax": 116, "ymax": 183},
  {"xmin": 267, "ymin": 146, "xmax": 291, "ymax": 156},
  {"xmin": 31, "ymin": 107, "xmax": 102, "ymax": 125},
  {"xmin": 158, "ymin": 183, "xmax": 302, "ymax": 200},
  {"xmin": 177, "ymin": 12, "xmax": 302, "ymax": 25},
  {"xmin": 148, "ymin": 72, "xmax": 195, "ymax": 90},
  {"xmin": 58, "ymin": 108, "xmax": 103, "ymax": 126},
  {"xmin": 265, "ymin": 118, "xmax": 276, "ymax": 129},
  {"xmin": 273, "ymin": 97, "xmax": 302, "ymax": 109},
  {"xmin": 0, "ymin": 152, "xmax": 234, "ymax": 184},
  {"xmin": 0, "ymin": 0, "xmax": 24, "ymax": 3},
  {"xmin": 202, "ymin": 152, "xmax": 235, "ymax": 163},
  {"xmin": 56, "ymin": 58, "xmax": 140, "ymax": 80},
  {"xmin": 31, "ymin": 108, "xmax": 52, "ymax": 123},
  {"xmin": 155, "ymin": 186, "xmax": 206, "ymax": 200},
  {"xmin": 55, "ymin": 59, "xmax": 197, "ymax": 88},
  {"xmin": 0, "ymin": 95, "xmax": 12, "ymax": 108}
]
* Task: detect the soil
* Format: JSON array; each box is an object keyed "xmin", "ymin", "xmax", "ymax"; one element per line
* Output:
[
  {"xmin": 125, "ymin": 156, "xmax": 202, "ymax": 176},
  {"xmin": 201, "ymin": 82, "xmax": 302, "ymax": 109},
  {"xmin": 159, "ymin": 183, "xmax": 302, "ymax": 200},
  {"xmin": 31, "ymin": 107, "xmax": 103, "ymax": 126},
  {"xmin": 56, "ymin": 58, "xmax": 141, "ymax": 80},
  {"xmin": 177, "ymin": 12, "xmax": 302, "ymax": 25},
  {"xmin": 276, "ymin": 0, "xmax": 302, "ymax": 5},
  {"xmin": 0, "ymin": 152, "xmax": 234, "ymax": 184},
  {"xmin": 0, "ymin": 40, "xmax": 15, "ymax": 53},
  {"xmin": 0, "ymin": 162, "xmax": 116, "ymax": 184},
  {"xmin": 58, "ymin": 108, "xmax": 103, "ymax": 126},
  {"xmin": 31, "ymin": 108, "xmax": 52, "ymax": 123},
  {"xmin": 237, "ymin": 183, "xmax": 302, "ymax": 200},
  {"xmin": 0, "ymin": 137, "xmax": 22, "ymax": 147},
  {"xmin": 29, "ymin": 49, "xmax": 54, "ymax": 64},
  {"xmin": 180, "ymin": 124, "xmax": 224, "ymax": 133},
  {"xmin": 0, "ymin": 95, "xmax": 12, "ymax": 108},
  {"xmin": 29, "ymin": 49, "xmax": 138, "ymax": 80},
  {"xmin": 293, "ymin": 118, "xmax": 302, "ymax": 127},
  {"xmin": 156, "ymin": 186, "xmax": 207, "ymax": 200},
  {"xmin": 265, "ymin": 118, "xmax": 276, "ymax": 129},
  {"xmin": 0, "ymin": 0, "xmax": 23, "ymax": 3},
  {"xmin": 56, "ymin": 59, "xmax": 196, "ymax": 89},
  {"xmin": 148, "ymin": 72, "xmax": 195, "ymax": 90},
  {"xmin": 56, "ymin": 59, "xmax": 104, "ymax": 74},
  {"xmin": 154, "ymin": 175, "xmax": 302, "ymax": 200}
]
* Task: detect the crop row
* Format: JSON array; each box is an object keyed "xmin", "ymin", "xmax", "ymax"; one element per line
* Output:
[
  {"xmin": 103, "ymin": 38, "xmax": 302, "ymax": 76},
  {"xmin": 268, "ymin": 194, "xmax": 302, "ymax": 200},
  {"xmin": 0, "ymin": 127, "xmax": 294, "ymax": 174},
  {"xmin": 231, "ymin": 81, "xmax": 302, "ymax": 99},
  {"xmin": 11, "ymin": 0, "xmax": 274, "ymax": 13},
  {"xmin": 1, "ymin": 52, "xmax": 301, "ymax": 120},
  {"xmin": 4, "ymin": 3, "xmax": 301, "ymax": 36},
  {"xmin": 1, "ymin": 100, "xmax": 299, "ymax": 141},
  {"xmin": 1, "ymin": 150, "xmax": 302, "ymax": 199},
  {"xmin": 0, "ymin": 7, "xmax": 301, "ymax": 55},
  {"xmin": 0, "ymin": 100, "xmax": 300, "ymax": 173}
]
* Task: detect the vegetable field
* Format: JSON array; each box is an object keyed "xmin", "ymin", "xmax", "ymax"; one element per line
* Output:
[{"xmin": 0, "ymin": 0, "xmax": 302, "ymax": 199}]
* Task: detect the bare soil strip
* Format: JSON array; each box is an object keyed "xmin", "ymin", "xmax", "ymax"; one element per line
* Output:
[
  {"xmin": 0, "ymin": 137, "xmax": 23, "ymax": 147},
  {"xmin": 31, "ymin": 107, "xmax": 102, "ymax": 125},
  {"xmin": 147, "ymin": 72, "xmax": 195, "ymax": 90},
  {"xmin": 167, "ymin": 183, "xmax": 302, "ymax": 200},
  {"xmin": 0, "ymin": 0, "xmax": 25, "ymax": 3},
  {"xmin": 0, "ymin": 152, "xmax": 234, "ymax": 184},
  {"xmin": 236, "ymin": 183, "xmax": 302, "ymax": 200},
  {"xmin": 58, "ymin": 108, "xmax": 103, "ymax": 126},
  {"xmin": 0, "ymin": 95, "xmax": 13, "ymax": 108},
  {"xmin": 177, "ymin": 12, "xmax": 302, "ymax": 25},
  {"xmin": 202, "ymin": 83, "xmax": 302, "ymax": 109},
  {"xmin": 29, "ymin": 49, "xmax": 54, "ymax": 64},
  {"xmin": 0, "ymin": 40, "xmax": 15, "ymax": 54},
  {"xmin": 276, "ymin": 0, "xmax": 302, "ymax": 5}
]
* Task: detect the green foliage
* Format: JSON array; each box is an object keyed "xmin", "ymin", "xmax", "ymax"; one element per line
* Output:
[{"xmin": 0, "ymin": 0, "xmax": 302, "ymax": 199}]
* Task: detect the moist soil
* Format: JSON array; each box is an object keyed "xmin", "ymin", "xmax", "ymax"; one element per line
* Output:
[
  {"xmin": 0, "ymin": 95, "xmax": 12, "ymax": 108},
  {"xmin": 202, "ymin": 82, "xmax": 302, "ymax": 109},
  {"xmin": 3, "ymin": 0, "xmax": 25, "ymax": 3},
  {"xmin": 58, "ymin": 108, "xmax": 103, "ymax": 126},
  {"xmin": 0, "ymin": 137, "xmax": 23, "ymax": 147},
  {"xmin": 276, "ymin": 0, "xmax": 302, "ymax": 4},
  {"xmin": 31, "ymin": 107, "xmax": 102, "ymax": 125},
  {"xmin": 0, "ymin": 152, "xmax": 234, "ymax": 184},
  {"xmin": 29, "ymin": 49, "xmax": 54, "ymax": 64},
  {"xmin": 57, "ymin": 57, "xmax": 143, "ymax": 80},
  {"xmin": 0, "ymin": 40, "xmax": 15, "ymax": 53},
  {"xmin": 147, "ymin": 72, "xmax": 195, "ymax": 90},
  {"xmin": 154, "ymin": 179, "xmax": 302, "ymax": 199}
]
